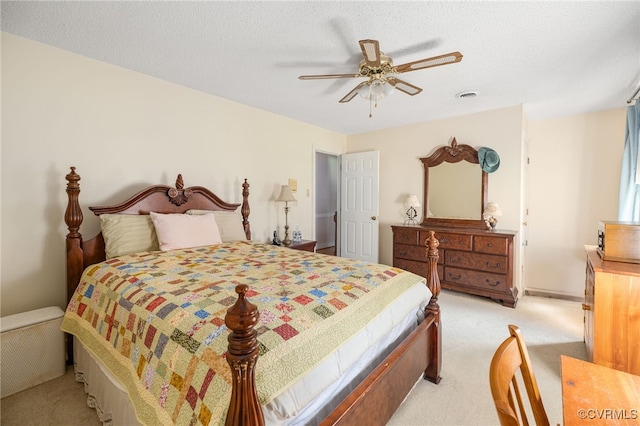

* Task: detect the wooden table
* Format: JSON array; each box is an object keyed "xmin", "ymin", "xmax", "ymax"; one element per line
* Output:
[
  {"xmin": 287, "ymin": 239, "xmax": 317, "ymax": 252},
  {"xmin": 561, "ymin": 355, "xmax": 640, "ymax": 425}
]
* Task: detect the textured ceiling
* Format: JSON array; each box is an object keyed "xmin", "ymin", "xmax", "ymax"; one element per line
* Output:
[{"xmin": 2, "ymin": 1, "xmax": 639, "ymax": 135}]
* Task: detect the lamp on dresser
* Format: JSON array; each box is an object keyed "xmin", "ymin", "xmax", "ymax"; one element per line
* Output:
[
  {"xmin": 276, "ymin": 185, "xmax": 297, "ymax": 247},
  {"xmin": 483, "ymin": 202, "xmax": 502, "ymax": 230},
  {"xmin": 404, "ymin": 195, "xmax": 421, "ymax": 225}
]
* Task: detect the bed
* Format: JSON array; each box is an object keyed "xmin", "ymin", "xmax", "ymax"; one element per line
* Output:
[{"xmin": 62, "ymin": 167, "xmax": 442, "ymax": 426}]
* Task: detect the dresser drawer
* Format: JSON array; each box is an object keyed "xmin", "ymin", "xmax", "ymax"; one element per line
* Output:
[
  {"xmin": 394, "ymin": 228, "xmax": 420, "ymax": 245},
  {"xmin": 474, "ymin": 235, "xmax": 508, "ymax": 255},
  {"xmin": 442, "ymin": 266, "xmax": 507, "ymax": 292},
  {"xmin": 444, "ymin": 250, "xmax": 508, "ymax": 274},
  {"xmin": 394, "ymin": 243, "xmax": 428, "ymax": 262},
  {"xmin": 394, "ymin": 258, "xmax": 443, "ymax": 281},
  {"xmin": 423, "ymin": 231, "xmax": 472, "ymax": 251}
]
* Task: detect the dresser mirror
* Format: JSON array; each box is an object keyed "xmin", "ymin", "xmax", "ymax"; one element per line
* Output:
[{"xmin": 420, "ymin": 138, "xmax": 489, "ymax": 230}]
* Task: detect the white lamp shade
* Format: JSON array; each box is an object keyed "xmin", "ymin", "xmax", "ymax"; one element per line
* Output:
[
  {"xmin": 370, "ymin": 80, "xmax": 385, "ymax": 97},
  {"xmin": 358, "ymin": 83, "xmax": 371, "ymax": 99},
  {"xmin": 383, "ymin": 81, "xmax": 395, "ymax": 96},
  {"xmin": 483, "ymin": 202, "xmax": 503, "ymax": 217},
  {"xmin": 404, "ymin": 195, "xmax": 421, "ymax": 209},
  {"xmin": 276, "ymin": 185, "xmax": 296, "ymax": 203}
]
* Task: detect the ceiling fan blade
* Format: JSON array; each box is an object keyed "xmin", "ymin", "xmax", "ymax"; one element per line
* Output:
[
  {"xmin": 299, "ymin": 73, "xmax": 360, "ymax": 80},
  {"xmin": 359, "ymin": 39, "xmax": 381, "ymax": 68},
  {"xmin": 387, "ymin": 78, "xmax": 423, "ymax": 96},
  {"xmin": 339, "ymin": 82, "xmax": 368, "ymax": 103},
  {"xmin": 394, "ymin": 51, "xmax": 463, "ymax": 73}
]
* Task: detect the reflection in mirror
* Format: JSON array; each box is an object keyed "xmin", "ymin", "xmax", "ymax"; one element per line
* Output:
[
  {"xmin": 429, "ymin": 162, "xmax": 481, "ymax": 219},
  {"xmin": 420, "ymin": 137, "xmax": 490, "ymax": 230}
]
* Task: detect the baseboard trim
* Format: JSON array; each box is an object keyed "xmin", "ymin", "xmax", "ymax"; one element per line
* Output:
[{"xmin": 524, "ymin": 289, "xmax": 583, "ymax": 303}]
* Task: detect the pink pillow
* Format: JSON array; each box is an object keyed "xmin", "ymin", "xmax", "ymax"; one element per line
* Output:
[{"xmin": 150, "ymin": 212, "xmax": 222, "ymax": 251}]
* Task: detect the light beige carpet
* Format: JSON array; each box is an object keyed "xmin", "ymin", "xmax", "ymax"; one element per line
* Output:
[
  {"xmin": 388, "ymin": 289, "xmax": 586, "ymax": 425},
  {"xmin": 0, "ymin": 289, "xmax": 585, "ymax": 425}
]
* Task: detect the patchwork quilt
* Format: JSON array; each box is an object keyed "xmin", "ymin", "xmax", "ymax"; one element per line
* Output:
[{"xmin": 61, "ymin": 241, "xmax": 425, "ymax": 425}]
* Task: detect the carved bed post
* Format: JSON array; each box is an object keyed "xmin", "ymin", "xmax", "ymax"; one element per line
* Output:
[
  {"xmin": 65, "ymin": 167, "xmax": 84, "ymax": 304},
  {"xmin": 241, "ymin": 179, "xmax": 251, "ymax": 240},
  {"xmin": 424, "ymin": 231, "xmax": 442, "ymax": 384},
  {"xmin": 65, "ymin": 167, "xmax": 85, "ymax": 365},
  {"xmin": 225, "ymin": 285, "xmax": 264, "ymax": 426}
]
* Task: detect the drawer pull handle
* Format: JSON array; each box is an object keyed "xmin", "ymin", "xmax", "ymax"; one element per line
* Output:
[
  {"xmin": 486, "ymin": 262, "xmax": 502, "ymax": 269},
  {"xmin": 398, "ymin": 250, "xmax": 408, "ymax": 257},
  {"xmin": 582, "ymin": 303, "xmax": 591, "ymax": 311},
  {"xmin": 486, "ymin": 243, "xmax": 494, "ymax": 247},
  {"xmin": 402, "ymin": 235, "xmax": 409, "ymax": 240},
  {"xmin": 449, "ymin": 256, "xmax": 462, "ymax": 263},
  {"xmin": 449, "ymin": 274, "xmax": 462, "ymax": 281},
  {"xmin": 486, "ymin": 279, "xmax": 501, "ymax": 287},
  {"xmin": 440, "ymin": 237, "xmax": 449, "ymax": 244}
]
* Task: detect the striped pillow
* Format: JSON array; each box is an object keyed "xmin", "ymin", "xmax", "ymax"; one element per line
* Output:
[{"xmin": 100, "ymin": 214, "xmax": 159, "ymax": 259}]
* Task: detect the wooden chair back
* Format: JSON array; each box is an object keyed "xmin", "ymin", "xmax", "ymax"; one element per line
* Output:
[{"xmin": 489, "ymin": 325, "xmax": 550, "ymax": 426}]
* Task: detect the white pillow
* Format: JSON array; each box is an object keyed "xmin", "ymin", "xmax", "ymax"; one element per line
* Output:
[
  {"xmin": 149, "ymin": 212, "xmax": 223, "ymax": 251},
  {"xmin": 186, "ymin": 209, "xmax": 247, "ymax": 242},
  {"xmin": 100, "ymin": 214, "xmax": 159, "ymax": 259}
]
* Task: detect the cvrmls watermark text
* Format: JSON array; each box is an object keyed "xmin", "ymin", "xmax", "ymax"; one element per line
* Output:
[{"xmin": 577, "ymin": 409, "xmax": 638, "ymax": 420}]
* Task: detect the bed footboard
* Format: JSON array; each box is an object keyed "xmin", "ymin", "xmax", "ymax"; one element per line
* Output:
[
  {"xmin": 320, "ymin": 231, "xmax": 441, "ymax": 425},
  {"xmin": 223, "ymin": 231, "xmax": 442, "ymax": 426}
]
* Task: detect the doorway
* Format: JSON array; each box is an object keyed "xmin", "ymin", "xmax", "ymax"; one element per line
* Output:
[{"xmin": 315, "ymin": 152, "xmax": 339, "ymax": 255}]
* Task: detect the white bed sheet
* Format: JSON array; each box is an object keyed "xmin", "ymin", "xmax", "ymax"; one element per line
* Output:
[{"xmin": 73, "ymin": 280, "xmax": 430, "ymax": 425}]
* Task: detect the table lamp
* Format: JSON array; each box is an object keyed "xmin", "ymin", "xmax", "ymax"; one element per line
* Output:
[
  {"xmin": 404, "ymin": 195, "xmax": 421, "ymax": 225},
  {"xmin": 483, "ymin": 202, "xmax": 503, "ymax": 230},
  {"xmin": 276, "ymin": 185, "xmax": 297, "ymax": 246}
]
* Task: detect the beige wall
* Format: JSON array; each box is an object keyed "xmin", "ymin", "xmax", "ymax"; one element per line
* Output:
[
  {"xmin": 527, "ymin": 110, "xmax": 625, "ymax": 297},
  {"xmin": 0, "ymin": 33, "xmax": 346, "ymax": 316}
]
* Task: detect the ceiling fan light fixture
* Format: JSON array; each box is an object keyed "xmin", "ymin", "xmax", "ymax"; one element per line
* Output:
[
  {"xmin": 383, "ymin": 82, "xmax": 395, "ymax": 96},
  {"xmin": 358, "ymin": 79, "xmax": 393, "ymax": 101},
  {"xmin": 300, "ymin": 39, "xmax": 463, "ymax": 116},
  {"xmin": 370, "ymin": 79, "xmax": 385, "ymax": 97}
]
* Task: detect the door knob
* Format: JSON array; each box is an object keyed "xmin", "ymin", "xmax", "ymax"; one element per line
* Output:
[{"xmin": 371, "ymin": 216, "xmax": 378, "ymax": 221}]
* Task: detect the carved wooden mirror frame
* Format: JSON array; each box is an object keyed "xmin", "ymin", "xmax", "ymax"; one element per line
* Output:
[{"xmin": 420, "ymin": 138, "xmax": 489, "ymax": 230}]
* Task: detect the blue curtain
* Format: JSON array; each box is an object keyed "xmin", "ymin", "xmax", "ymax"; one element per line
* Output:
[{"xmin": 618, "ymin": 101, "xmax": 640, "ymax": 221}]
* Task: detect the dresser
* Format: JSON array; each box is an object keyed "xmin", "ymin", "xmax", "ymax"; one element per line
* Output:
[
  {"xmin": 583, "ymin": 246, "xmax": 640, "ymax": 375},
  {"xmin": 392, "ymin": 225, "xmax": 518, "ymax": 307}
]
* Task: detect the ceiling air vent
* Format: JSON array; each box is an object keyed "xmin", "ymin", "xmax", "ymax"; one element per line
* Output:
[{"xmin": 455, "ymin": 91, "xmax": 478, "ymax": 99}]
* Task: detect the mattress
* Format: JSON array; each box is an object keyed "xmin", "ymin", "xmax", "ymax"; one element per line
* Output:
[{"xmin": 73, "ymin": 281, "xmax": 430, "ymax": 425}]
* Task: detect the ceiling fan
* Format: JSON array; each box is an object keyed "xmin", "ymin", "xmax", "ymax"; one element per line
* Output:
[{"xmin": 299, "ymin": 39, "xmax": 463, "ymax": 110}]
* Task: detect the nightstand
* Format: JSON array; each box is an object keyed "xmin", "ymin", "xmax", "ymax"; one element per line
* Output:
[{"xmin": 288, "ymin": 240, "xmax": 317, "ymax": 252}]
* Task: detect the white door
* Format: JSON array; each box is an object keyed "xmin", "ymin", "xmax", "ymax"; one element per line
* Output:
[{"xmin": 340, "ymin": 151, "xmax": 379, "ymax": 263}]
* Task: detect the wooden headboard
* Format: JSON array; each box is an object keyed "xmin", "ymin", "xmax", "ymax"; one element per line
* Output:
[{"xmin": 64, "ymin": 167, "xmax": 251, "ymax": 304}]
